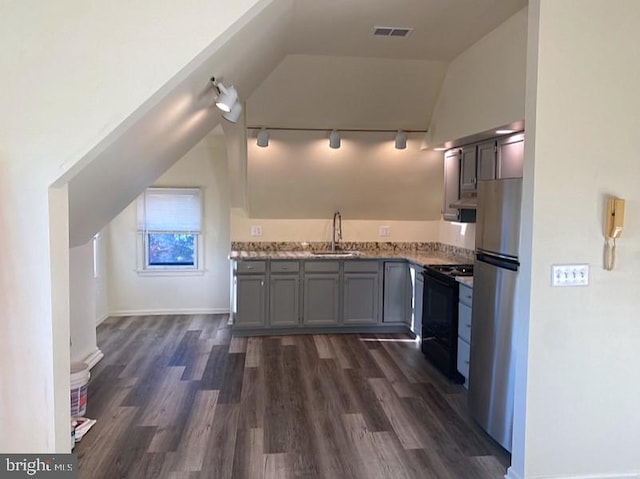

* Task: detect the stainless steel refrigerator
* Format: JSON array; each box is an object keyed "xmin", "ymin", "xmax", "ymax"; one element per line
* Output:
[{"xmin": 469, "ymin": 178, "xmax": 522, "ymax": 453}]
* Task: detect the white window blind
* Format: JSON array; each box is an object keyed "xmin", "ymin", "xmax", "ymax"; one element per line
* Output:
[{"xmin": 139, "ymin": 188, "xmax": 202, "ymax": 233}]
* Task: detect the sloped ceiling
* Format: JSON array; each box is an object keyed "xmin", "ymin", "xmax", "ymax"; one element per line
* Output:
[
  {"xmin": 66, "ymin": 0, "xmax": 528, "ymax": 244},
  {"xmin": 67, "ymin": 0, "xmax": 294, "ymax": 246},
  {"xmin": 287, "ymin": 0, "xmax": 528, "ymax": 60}
]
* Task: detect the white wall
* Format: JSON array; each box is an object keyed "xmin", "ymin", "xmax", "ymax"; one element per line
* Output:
[
  {"xmin": 95, "ymin": 229, "xmax": 110, "ymax": 325},
  {"xmin": 246, "ymin": 131, "xmax": 443, "ymax": 220},
  {"xmin": 0, "ymin": 0, "xmax": 262, "ymax": 452},
  {"xmin": 108, "ymin": 135, "xmax": 231, "ymax": 315},
  {"xmin": 514, "ymin": 1, "xmax": 640, "ymax": 478},
  {"xmin": 232, "ymin": 208, "xmax": 475, "ymax": 249},
  {"xmin": 426, "ymin": 7, "xmax": 528, "ymax": 147},
  {"xmin": 69, "ymin": 232, "xmax": 109, "ymax": 369},
  {"xmin": 247, "ymin": 54, "xmax": 447, "ymax": 130},
  {"xmin": 70, "ymin": 242, "xmax": 99, "ymax": 365}
]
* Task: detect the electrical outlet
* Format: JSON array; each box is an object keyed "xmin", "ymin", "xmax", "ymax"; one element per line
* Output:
[
  {"xmin": 551, "ymin": 264, "xmax": 589, "ymax": 287},
  {"xmin": 250, "ymin": 225, "xmax": 263, "ymax": 237},
  {"xmin": 379, "ymin": 226, "xmax": 390, "ymax": 237}
]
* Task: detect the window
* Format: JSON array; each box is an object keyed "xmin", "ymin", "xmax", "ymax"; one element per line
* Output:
[{"xmin": 138, "ymin": 187, "xmax": 202, "ymax": 272}]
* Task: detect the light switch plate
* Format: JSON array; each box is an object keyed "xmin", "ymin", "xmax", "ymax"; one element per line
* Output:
[
  {"xmin": 551, "ymin": 264, "xmax": 589, "ymax": 287},
  {"xmin": 250, "ymin": 225, "xmax": 263, "ymax": 237},
  {"xmin": 379, "ymin": 226, "xmax": 390, "ymax": 237}
]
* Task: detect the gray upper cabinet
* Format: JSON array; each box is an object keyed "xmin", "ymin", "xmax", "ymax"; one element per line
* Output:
[
  {"xmin": 383, "ymin": 262, "xmax": 411, "ymax": 324},
  {"xmin": 497, "ymin": 132, "xmax": 524, "ymax": 179},
  {"xmin": 235, "ymin": 269, "xmax": 267, "ymax": 329},
  {"xmin": 443, "ymin": 149, "xmax": 461, "ymax": 221},
  {"xmin": 460, "ymin": 145, "xmax": 478, "ymax": 192},
  {"xmin": 269, "ymin": 274, "xmax": 300, "ymax": 327},
  {"xmin": 477, "ymin": 140, "xmax": 497, "ymax": 181},
  {"xmin": 343, "ymin": 261, "xmax": 380, "ymax": 326}
]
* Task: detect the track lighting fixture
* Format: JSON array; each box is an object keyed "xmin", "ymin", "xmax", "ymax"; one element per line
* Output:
[
  {"xmin": 257, "ymin": 128, "xmax": 269, "ymax": 147},
  {"xmin": 211, "ymin": 76, "xmax": 239, "ymax": 113},
  {"xmin": 394, "ymin": 130, "xmax": 407, "ymax": 149},
  {"xmin": 246, "ymin": 126, "xmax": 428, "ymax": 149},
  {"xmin": 329, "ymin": 130, "xmax": 341, "ymax": 149},
  {"xmin": 223, "ymin": 101, "xmax": 243, "ymax": 123}
]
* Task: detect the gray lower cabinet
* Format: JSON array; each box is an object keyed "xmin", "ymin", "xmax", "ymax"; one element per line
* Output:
[
  {"xmin": 235, "ymin": 274, "xmax": 267, "ymax": 328},
  {"xmin": 269, "ymin": 275, "xmax": 300, "ymax": 326},
  {"xmin": 383, "ymin": 262, "xmax": 410, "ymax": 324},
  {"xmin": 457, "ymin": 282, "xmax": 473, "ymax": 387},
  {"xmin": 409, "ymin": 265, "xmax": 424, "ymax": 337},
  {"xmin": 343, "ymin": 273, "xmax": 379, "ymax": 325},
  {"xmin": 303, "ymin": 274, "xmax": 340, "ymax": 325},
  {"xmin": 303, "ymin": 261, "xmax": 340, "ymax": 326}
]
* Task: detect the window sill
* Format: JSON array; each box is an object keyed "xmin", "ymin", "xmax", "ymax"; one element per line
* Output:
[{"xmin": 136, "ymin": 268, "xmax": 205, "ymax": 277}]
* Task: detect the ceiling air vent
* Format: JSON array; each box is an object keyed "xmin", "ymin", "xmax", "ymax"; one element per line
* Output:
[{"xmin": 373, "ymin": 26, "xmax": 413, "ymax": 38}]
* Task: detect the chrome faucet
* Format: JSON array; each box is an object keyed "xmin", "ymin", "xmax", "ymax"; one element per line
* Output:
[{"xmin": 332, "ymin": 211, "xmax": 342, "ymax": 252}]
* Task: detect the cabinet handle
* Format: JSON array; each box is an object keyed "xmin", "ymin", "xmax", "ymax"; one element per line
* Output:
[
  {"xmin": 247, "ymin": 265, "xmax": 254, "ymax": 270},
  {"xmin": 261, "ymin": 280, "xmax": 264, "ymax": 286},
  {"xmin": 466, "ymin": 324, "xmax": 471, "ymax": 328},
  {"xmin": 465, "ymin": 360, "xmax": 470, "ymax": 364}
]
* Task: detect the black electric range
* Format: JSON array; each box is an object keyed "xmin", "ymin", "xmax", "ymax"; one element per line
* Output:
[{"xmin": 421, "ymin": 263, "xmax": 473, "ymax": 382}]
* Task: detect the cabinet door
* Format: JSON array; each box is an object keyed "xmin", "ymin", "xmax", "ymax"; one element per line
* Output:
[
  {"xmin": 383, "ymin": 262, "xmax": 410, "ymax": 324},
  {"xmin": 443, "ymin": 149, "xmax": 461, "ymax": 221},
  {"xmin": 458, "ymin": 302, "xmax": 472, "ymax": 343},
  {"xmin": 269, "ymin": 275, "xmax": 300, "ymax": 327},
  {"xmin": 235, "ymin": 275, "xmax": 266, "ymax": 328},
  {"xmin": 497, "ymin": 133, "xmax": 524, "ymax": 179},
  {"xmin": 303, "ymin": 274, "xmax": 340, "ymax": 325},
  {"xmin": 343, "ymin": 273, "xmax": 379, "ymax": 325},
  {"xmin": 460, "ymin": 145, "xmax": 478, "ymax": 192},
  {"xmin": 457, "ymin": 337, "xmax": 471, "ymax": 386},
  {"xmin": 410, "ymin": 266, "xmax": 424, "ymax": 338},
  {"xmin": 477, "ymin": 140, "xmax": 497, "ymax": 181}
]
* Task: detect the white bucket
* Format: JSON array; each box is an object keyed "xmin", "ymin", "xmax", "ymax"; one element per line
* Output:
[{"xmin": 70, "ymin": 362, "xmax": 90, "ymax": 417}]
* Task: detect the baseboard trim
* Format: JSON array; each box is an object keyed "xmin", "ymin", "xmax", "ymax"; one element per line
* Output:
[
  {"xmin": 82, "ymin": 348, "xmax": 104, "ymax": 370},
  {"xmin": 96, "ymin": 313, "xmax": 110, "ymax": 326},
  {"xmin": 109, "ymin": 308, "xmax": 229, "ymax": 317},
  {"xmin": 506, "ymin": 467, "xmax": 640, "ymax": 479},
  {"xmin": 505, "ymin": 468, "xmax": 523, "ymax": 479}
]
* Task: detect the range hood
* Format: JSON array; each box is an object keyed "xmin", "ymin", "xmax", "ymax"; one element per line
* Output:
[{"xmin": 449, "ymin": 195, "xmax": 477, "ymax": 210}]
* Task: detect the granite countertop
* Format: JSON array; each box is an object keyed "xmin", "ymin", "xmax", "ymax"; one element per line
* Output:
[{"xmin": 229, "ymin": 249, "xmax": 470, "ymax": 268}]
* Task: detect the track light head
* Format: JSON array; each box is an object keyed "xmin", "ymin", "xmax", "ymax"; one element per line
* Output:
[
  {"xmin": 395, "ymin": 130, "xmax": 407, "ymax": 149},
  {"xmin": 211, "ymin": 77, "xmax": 238, "ymax": 113},
  {"xmin": 257, "ymin": 128, "xmax": 269, "ymax": 147},
  {"xmin": 223, "ymin": 101, "xmax": 242, "ymax": 123},
  {"xmin": 329, "ymin": 130, "xmax": 341, "ymax": 149}
]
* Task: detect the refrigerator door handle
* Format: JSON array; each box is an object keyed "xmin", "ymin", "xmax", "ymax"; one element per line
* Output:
[{"xmin": 476, "ymin": 252, "xmax": 519, "ymax": 271}]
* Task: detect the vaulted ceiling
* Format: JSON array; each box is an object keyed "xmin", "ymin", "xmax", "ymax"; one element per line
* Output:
[{"xmin": 67, "ymin": 0, "xmax": 527, "ymax": 245}]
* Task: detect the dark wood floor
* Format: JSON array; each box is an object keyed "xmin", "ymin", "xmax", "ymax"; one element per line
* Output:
[{"xmin": 76, "ymin": 314, "xmax": 510, "ymax": 479}]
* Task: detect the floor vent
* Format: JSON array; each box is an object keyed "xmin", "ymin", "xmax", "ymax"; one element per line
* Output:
[{"xmin": 373, "ymin": 26, "xmax": 413, "ymax": 37}]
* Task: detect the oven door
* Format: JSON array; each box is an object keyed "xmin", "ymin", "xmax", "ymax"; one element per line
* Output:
[{"xmin": 421, "ymin": 272, "xmax": 463, "ymax": 382}]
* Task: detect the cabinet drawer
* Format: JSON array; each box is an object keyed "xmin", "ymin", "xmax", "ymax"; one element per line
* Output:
[
  {"xmin": 459, "ymin": 284, "xmax": 473, "ymax": 307},
  {"xmin": 304, "ymin": 261, "xmax": 340, "ymax": 273},
  {"xmin": 457, "ymin": 338, "xmax": 470, "ymax": 381},
  {"xmin": 343, "ymin": 261, "xmax": 379, "ymax": 273},
  {"xmin": 237, "ymin": 261, "xmax": 266, "ymax": 274},
  {"xmin": 270, "ymin": 261, "xmax": 299, "ymax": 273},
  {"xmin": 458, "ymin": 303, "xmax": 472, "ymax": 343}
]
